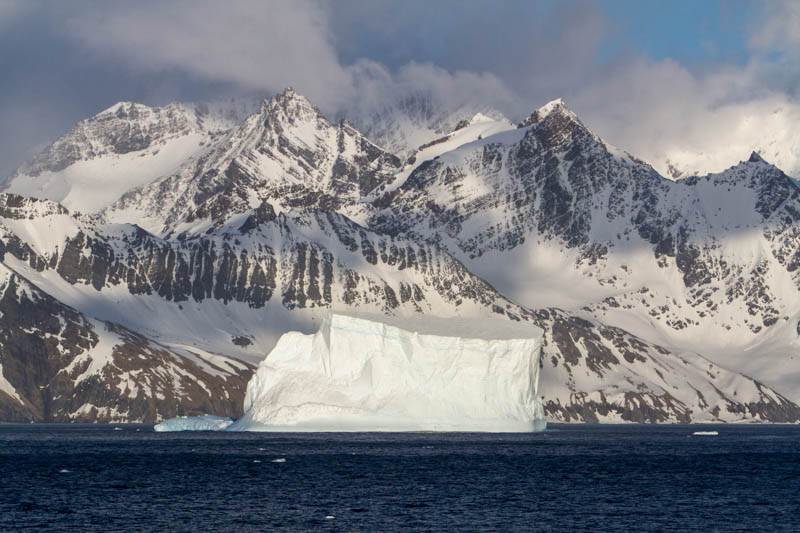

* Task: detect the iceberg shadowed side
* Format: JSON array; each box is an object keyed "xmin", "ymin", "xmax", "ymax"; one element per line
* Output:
[{"xmin": 229, "ymin": 313, "xmax": 546, "ymax": 432}]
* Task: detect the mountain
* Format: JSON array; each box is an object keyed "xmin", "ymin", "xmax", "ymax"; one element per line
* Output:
[
  {"xmin": 0, "ymin": 189, "xmax": 557, "ymax": 421},
  {"xmin": 369, "ymin": 97, "xmax": 800, "ymax": 406},
  {"xmin": 2, "ymin": 88, "xmax": 800, "ymax": 424},
  {"xmin": 0, "ymin": 195, "xmax": 253, "ymax": 422},
  {"xmin": 2, "ymin": 100, "xmax": 249, "ymax": 214},
  {"xmin": 103, "ymin": 88, "xmax": 403, "ymax": 237},
  {"xmin": 658, "ymin": 104, "xmax": 800, "ymax": 180}
]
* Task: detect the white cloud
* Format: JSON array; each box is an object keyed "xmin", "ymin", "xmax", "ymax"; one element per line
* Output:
[
  {"xmin": 749, "ymin": 0, "xmax": 800, "ymax": 52},
  {"xmin": 69, "ymin": 0, "xmax": 353, "ymax": 110},
  {"xmin": 67, "ymin": 0, "xmax": 523, "ymax": 121},
  {"xmin": 33, "ymin": 0, "xmax": 800, "ymax": 179},
  {"xmin": 0, "ymin": 0, "xmax": 29, "ymax": 30},
  {"xmin": 571, "ymin": 34, "xmax": 800, "ymax": 178}
]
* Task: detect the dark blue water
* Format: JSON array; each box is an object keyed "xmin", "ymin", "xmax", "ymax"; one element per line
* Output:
[{"xmin": 1, "ymin": 424, "xmax": 799, "ymax": 532}]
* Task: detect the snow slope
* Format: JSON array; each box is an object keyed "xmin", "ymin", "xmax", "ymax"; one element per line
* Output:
[{"xmin": 4, "ymin": 101, "xmax": 239, "ymax": 213}]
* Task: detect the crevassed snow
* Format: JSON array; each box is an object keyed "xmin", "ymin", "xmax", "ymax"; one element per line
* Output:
[
  {"xmin": 154, "ymin": 415, "xmax": 234, "ymax": 432},
  {"xmin": 230, "ymin": 313, "xmax": 546, "ymax": 432}
]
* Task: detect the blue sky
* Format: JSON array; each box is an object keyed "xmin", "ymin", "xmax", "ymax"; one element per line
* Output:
[
  {"xmin": 597, "ymin": 0, "xmax": 754, "ymax": 64},
  {"xmin": 0, "ymin": 0, "xmax": 797, "ymax": 177}
]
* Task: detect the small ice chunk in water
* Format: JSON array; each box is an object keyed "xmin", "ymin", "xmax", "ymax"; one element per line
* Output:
[
  {"xmin": 253, "ymin": 460, "xmax": 262, "ymax": 463},
  {"xmin": 692, "ymin": 431, "xmax": 719, "ymax": 436},
  {"xmin": 113, "ymin": 427, "xmax": 122, "ymax": 431},
  {"xmin": 271, "ymin": 458, "xmax": 286, "ymax": 463},
  {"xmin": 59, "ymin": 469, "xmax": 71, "ymax": 473},
  {"xmin": 325, "ymin": 516, "xmax": 335, "ymax": 520},
  {"xmin": 153, "ymin": 415, "xmax": 234, "ymax": 432}
]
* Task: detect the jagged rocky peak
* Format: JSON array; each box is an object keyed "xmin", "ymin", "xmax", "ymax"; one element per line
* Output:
[
  {"xmin": 3, "ymin": 96, "xmax": 251, "ymax": 216},
  {"xmin": 512, "ymin": 97, "xmax": 614, "ymax": 158},
  {"xmin": 517, "ymin": 97, "xmax": 578, "ymax": 128},
  {"xmin": 258, "ymin": 87, "xmax": 324, "ymax": 127}
]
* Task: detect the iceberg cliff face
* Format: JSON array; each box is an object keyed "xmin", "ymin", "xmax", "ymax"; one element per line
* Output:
[
  {"xmin": 154, "ymin": 415, "xmax": 234, "ymax": 432},
  {"xmin": 231, "ymin": 314, "xmax": 546, "ymax": 432}
]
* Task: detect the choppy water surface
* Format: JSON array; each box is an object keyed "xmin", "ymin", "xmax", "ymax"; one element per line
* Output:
[{"xmin": 1, "ymin": 424, "xmax": 799, "ymax": 532}]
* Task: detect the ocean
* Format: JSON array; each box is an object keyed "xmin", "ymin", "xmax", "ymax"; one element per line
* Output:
[{"xmin": 1, "ymin": 423, "xmax": 798, "ymax": 532}]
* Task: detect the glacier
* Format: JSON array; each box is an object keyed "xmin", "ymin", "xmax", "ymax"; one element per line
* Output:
[
  {"xmin": 153, "ymin": 415, "xmax": 234, "ymax": 432},
  {"xmin": 228, "ymin": 313, "xmax": 546, "ymax": 432}
]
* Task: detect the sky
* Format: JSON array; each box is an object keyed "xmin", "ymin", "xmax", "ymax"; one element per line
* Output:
[{"xmin": 1, "ymin": 0, "xmax": 799, "ymax": 178}]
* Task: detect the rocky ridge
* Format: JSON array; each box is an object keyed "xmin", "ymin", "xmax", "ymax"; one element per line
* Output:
[{"xmin": 104, "ymin": 88, "xmax": 403, "ymax": 237}]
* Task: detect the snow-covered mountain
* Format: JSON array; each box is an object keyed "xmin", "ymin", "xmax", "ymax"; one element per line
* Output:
[
  {"xmin": 369, "ymin": 97, "xmax": 800, "ymax": 407},
  {"xmin": 103, "ymin": 88, "xmax": 403, "ymax": 237},
  {"xmin": 0, "ymin": 196, "xmax": 252, "ymax": 422},
  {"xmin": 3, "ymin": 100, "xmax": 249, "ymax": 214},
  {"xmin": 2, "ymin": 88, "xmax": 800, "ymax": 424}
]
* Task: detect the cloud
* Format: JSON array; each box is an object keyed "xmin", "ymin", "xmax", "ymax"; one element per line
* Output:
[
  {"xmin": 5, "ymin": 0, "xmax": 800, "ymax": 182},
  {"xmin": 569, "ymin": 57, "xmax": 799, "ymax": 175},
  {"xmin": 66, "ymin": 0, "xmax": 533, "ymax": 121},
  {"xmin": 0, "ymin": 0, "xmax": 28, "ymax": 29},
  {"xmin": 326, "ymin": 0, "xmax": 610, "ymax": 108},
  {"xmin": 749, "ymin": 0, "xmax": 800, "ymax": 53},
  {"xmin": 69, "ymin": 0, "xmax": 353, "ymax": 110},
  {"xmin": 567, "ymin": 0, "xmax": 800, "ymax": 179}
]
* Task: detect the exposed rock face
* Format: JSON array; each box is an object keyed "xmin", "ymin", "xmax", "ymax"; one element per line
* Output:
[
  {"xmin": 533, "ymin": 309, "xmax": 800, "ymax": 423},
  {"xmin": 1, "ymin": 195, "xmax": 518, "ymax": 316},
  {"xmin": 0, "ymin": 263, "xmax": 252, "ymax": 423},
  {"xmin": 3, "ymin": 89, "xmax": 800, "ymax": 423}
]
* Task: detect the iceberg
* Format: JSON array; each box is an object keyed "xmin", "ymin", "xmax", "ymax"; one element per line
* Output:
[
  {"xmin": 229, "ymin": 313, "xmax": 546, "ymax": 432},
  {"xmin": 153, "ymin": 414, "xmax": 234, "ymax": 432}
]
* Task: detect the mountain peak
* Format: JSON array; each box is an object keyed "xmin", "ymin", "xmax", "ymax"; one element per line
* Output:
[
  {"xmin": 748, "ymin": 151, "xmax": 766, "ymax": 164},
  {"xmin": 517, "ymin": 97, "xmax": 577, "ymax": 128},
  {"xmin": 259, "ymin": 87, "xmax": 321, "ymax": 124}
]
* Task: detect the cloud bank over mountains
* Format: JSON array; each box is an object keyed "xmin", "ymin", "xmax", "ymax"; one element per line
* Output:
[{"xmin": 2, "ymin": 0, "xmax": 800, "ymax": 178}]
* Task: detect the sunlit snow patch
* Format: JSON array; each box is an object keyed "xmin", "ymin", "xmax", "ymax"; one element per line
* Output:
[
  {"xmin": 229, "ymin": 313, "xmax": 546, "ymax": 432},
  {"xmin": 153, "ymin": 414, "xmax": 234, "ymax": 432}
]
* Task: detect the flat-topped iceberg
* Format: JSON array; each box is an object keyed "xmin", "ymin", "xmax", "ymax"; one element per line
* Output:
[
  {"xmin": 229, "ymin": 313, "xmax": 546, "ymax": 432},
  {"xmin": 154, "ymin": 414, "xmax": 234, "ymax": 432}
]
